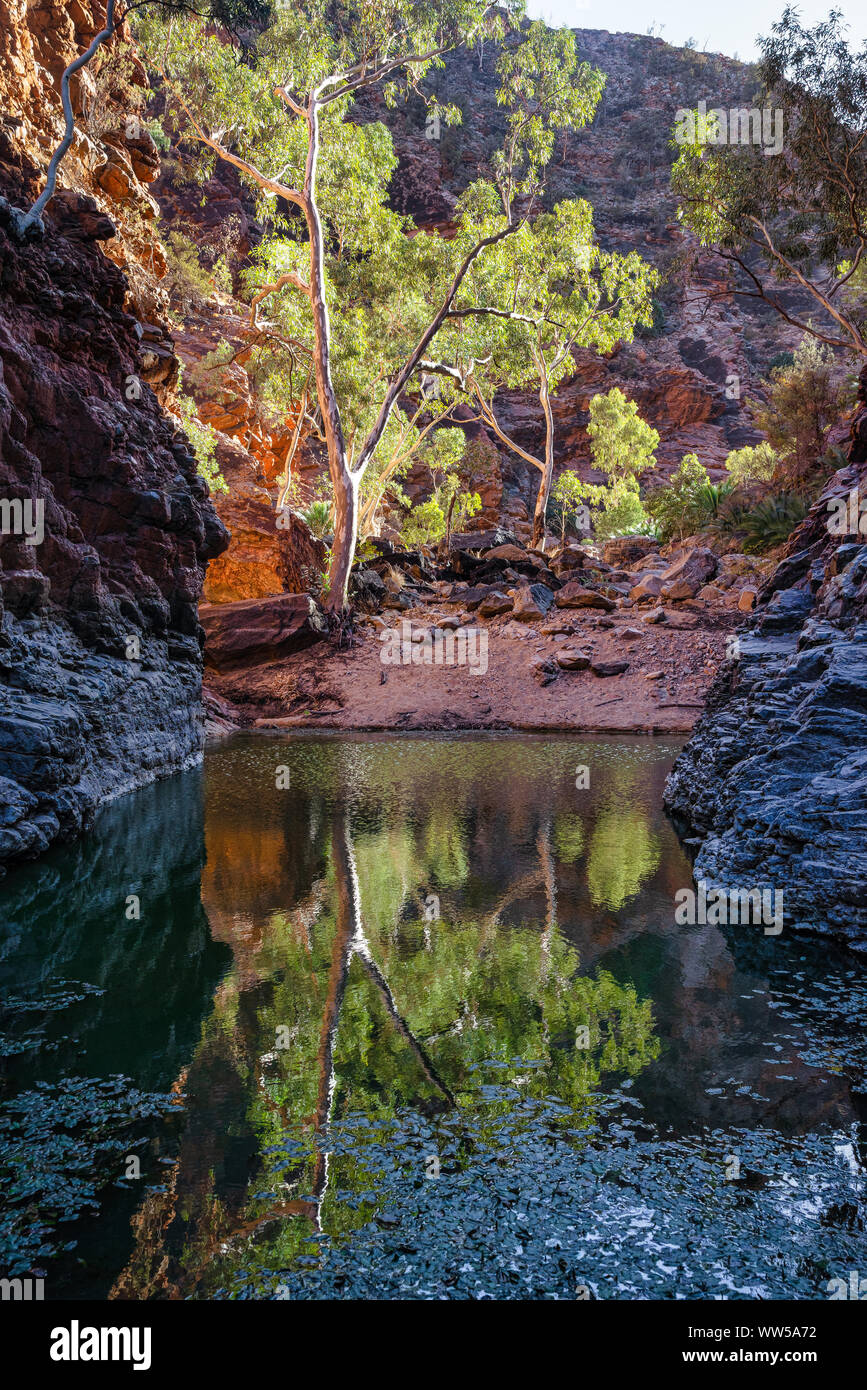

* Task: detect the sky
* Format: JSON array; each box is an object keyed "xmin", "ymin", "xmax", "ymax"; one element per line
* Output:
[{"xmin": 526, "ymin": 1, "xmax": 867, "ymax": 62}]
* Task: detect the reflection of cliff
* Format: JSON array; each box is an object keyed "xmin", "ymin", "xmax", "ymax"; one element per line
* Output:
[{"xmin": 0, "ymin": 766, "xmax": 228, "ymax": 1090}]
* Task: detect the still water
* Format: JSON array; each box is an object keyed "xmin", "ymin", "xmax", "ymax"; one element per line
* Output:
[{"xmin": 1, "ymin": 734, "xmax": 865, "ymax": 1299}]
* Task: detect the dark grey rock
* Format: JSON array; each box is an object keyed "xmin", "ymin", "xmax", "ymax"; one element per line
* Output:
[{"xmin": 665, "ymin": 535, "xmax": 867, "ymax": 953}]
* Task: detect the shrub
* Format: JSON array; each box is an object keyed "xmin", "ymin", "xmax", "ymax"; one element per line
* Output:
[
  {"xmin": 401, "ymin": 498, "xmax": 447, "ymax": 550},
  {"xmin": 163, "ymin": 230, "xmax": 215, "ymax": 314},
  {"xmin": 742, "ymin": 493, "xmax": 807, "ymax": 552},
  {"xmin": 588, "ymin": 387, "xmax": 659, "ymax": 480},
  {"xmin": 174, "ymin": 391, "xmax": 227, "ymax": 494},
  {"xmin": 749, "ymin": 337, "xmax": 850, "ymax": 492},
  {"xmin": 725, "ymin": 441, "xmax": 778, "ymax": 486},
  {"xmin": 645, "ymin": 453, "xmax": 710, "ymax": 542},
  {"xmin": 301, "ymin": 500, "xmax": 332, "ymax": 540}
]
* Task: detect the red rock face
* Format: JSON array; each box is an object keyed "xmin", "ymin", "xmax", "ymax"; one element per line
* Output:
[{"xmin": 0, "ymin": 0, "xmax": 229, "ymax": 870}]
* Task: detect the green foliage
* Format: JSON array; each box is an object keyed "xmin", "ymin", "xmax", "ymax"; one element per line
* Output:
[
  {"xmin": 637, "ymin": 295, "xmax": 666, "ymax": 339},
  {"xmin": 559, "ymin": 388, "xmax": 659, "ymax": 540},
  {"xmin": 588, "ymin": 387, "xmax": 659, "ymax": 479},
  {"xmin": 162, "ymin": 230, "xmax": 217, "ymax": 314},
  {"xmin": 645, "ymin": 452, "xmax": 710, "ymax": 542},
  {"xmin": 749, "ymin": 336, "xmax": 850, "ymax": 491},
  {"xmin": 551, "ymin": 469, "xmax": 591, "ymax": 541},
  {"xmin": 146, "ymin": 117, "xmax": 170, "ymax": 154},
  {"xmin": 742, "ymin": 492, "xmax": 807, "ymax": 553},
  {"xmin": 174, "ymin": 390, "xmax": 227, "ymax": 494},
  {"xmin": 401, "ymin": 497, "xmax": 448, "ymax": 549},
  {"xmin": 725, "ymin": 441, "xmax": 778, "ymax": 486},
  {"xmin": 695, "ymin": 479, "xmax": 737, "ymax": 518},
  {"xmin": 670, "ymin": 10, "xmax": 867, "ymax": 360},
  {"xmin": 302, "ymin": 500, "xmax": 332, "ymax": 540},
  {"xmin": 767, "ymin": 350, "xmax": 795, "ymax": 374},
  {"xmin": 135, "ymin": 5, "xmax": 660, "ymax": 595},
  {"xmin": 457, "ymin": 200, "xmax": 659, "ymax": 416},
  {"xmin": 400, "ymin": 462, "xmax": 482, "ymax": 549},
  {"xmin": 592, "ymin": 481, "xmax": 653, "ymax": 541}
]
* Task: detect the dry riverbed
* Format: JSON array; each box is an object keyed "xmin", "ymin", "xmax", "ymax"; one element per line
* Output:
[{"xmin": 206, "ymin": 597, "xmax": 741, "ymax": 735}]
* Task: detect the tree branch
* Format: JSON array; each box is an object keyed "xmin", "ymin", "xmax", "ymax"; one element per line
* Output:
[
  {"xmin": 13, "ymin": 0, "xmax": 119, "ymax": 235},
  {"xmin": 355, "ymin": 220, "xmax": 525, "ymax": 476},
  {"xmin": 249, "ymin": 269, "xmax": 311, "ymax": 326}
]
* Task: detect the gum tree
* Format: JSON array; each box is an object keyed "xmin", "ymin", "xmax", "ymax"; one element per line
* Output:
[
  {"xmin": 139, "ymin": 6, "xmax": 616, "ymax": 610},
  {"xmin": 141, "ymin": 2, "xmax": 520, "ymax": 612},
  {"xmin": 671, "ymin": 7, "xmax": 867, "ymax": 360},
  {"xmin": 235, "ymin": 126, "xmax": 471, "ymax": 547},
  {"xmin": 430, "ymin": 194, "xmax": 657, "ymax": 545}
]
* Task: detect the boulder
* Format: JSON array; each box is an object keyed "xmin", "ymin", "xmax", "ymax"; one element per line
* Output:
[
  {"xmin": 737, "ymin": 588, "xmax": 758, "ymax": 612},
  {"xmin": 629, "ymin": 573, "xmax": 665, "ymax": 602},
  {"xmin": 717, "ymin": 553, "xmax": 763, "ymax": 587},
  {"xmin": 757, "ymin": 587, "xmax": 813, "ymax": 633},
  {"xmin": 632, "ymin": 552, "xmax": 670, "ymax": 573},
  {"xmin": 603, "ymin": 536, "xmax": 660, "ymax": 567},
  {"xmin": 591, "ymin": 658, "xmax": 629, "ymax": 677},
  {"xmin": 482, "ymin": 543, "xmax": 530, "ymax": 565},
  {"xmin": 532, "ymin": 655, "xmax": 559, "ymax": 686},
  {"xmin": 450, "ymin": 527, "xmax": 518, "ymax": 555},
  {"xmin": 201, "ymin": 594, "xmax": 327, "ymax": 671},
  {"xmin": 350, "ymin": 567, "xmax": 386, "ymax": 608},
  {"xmin": 555, "ymin": 580, "xmax": 616, "ymax": 611},
  {"xmin": 659, "ymin": 547, "xmax": 718, "ymax": 601},
  {"xmin": 555, "ymin": 648, "xmax": 591, "ymax": 670},
  {"xmin": 512, "ymin": 583, "xmax": 555, "ymax": 620},
  {"xmin": 477, "ymin": 590, "xmax": 513, "ymax": 617},
  {"xmin": 551, "ymin": 544, "xmax": 590, "ymax": 574}
]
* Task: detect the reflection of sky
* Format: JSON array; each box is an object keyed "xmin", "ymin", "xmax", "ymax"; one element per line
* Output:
[{"xmin": 526, "ymin": 2, "xmax": 867, "ymax": 63}]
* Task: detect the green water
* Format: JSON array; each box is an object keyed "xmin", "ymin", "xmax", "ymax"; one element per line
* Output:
[{"xmin": 1, "ymin": 734, "xmax": 865, "ymax": 1299}]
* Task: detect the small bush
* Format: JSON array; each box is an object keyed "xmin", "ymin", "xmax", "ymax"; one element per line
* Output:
[
  {"xmin": 742, "ymin": 493, "xmax": 807, "ymax": 552},
  {"xmin": 725, "ymin": 441, "xmax": 778, "ymax": 486},
  {"xmin": 301, "ymin": 500, "xmax": 332, "ymax": 540},
  {"xmin": 174, "ymin": 391, "xmax": 227, "ymax": 494}
]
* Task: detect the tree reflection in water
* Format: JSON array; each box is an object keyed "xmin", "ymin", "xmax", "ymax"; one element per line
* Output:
[{"xmin": 111, "ymin": 736, "xmax": 666, "ymax": 1298}]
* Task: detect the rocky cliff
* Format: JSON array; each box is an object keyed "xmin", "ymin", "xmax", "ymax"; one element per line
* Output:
[
  {"xmin": 664, "ymin": 372, "xmax": 867, "ymax": 952},
  {"xmin": 0, "ymin": 0, "xmax": 228, "ymax": 871}
]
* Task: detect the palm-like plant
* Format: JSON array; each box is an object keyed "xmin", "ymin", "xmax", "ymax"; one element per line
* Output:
[
  {"xmin": 742, "ymin": 494, "xmax": 807, "ymax": 552},
  {"xmin": 302, "ymin": 500, "xmax": 333, "ymax": 541},
  {"xmin": 695, "ymin": 479, "xmax": 737, "ymax": 521}
]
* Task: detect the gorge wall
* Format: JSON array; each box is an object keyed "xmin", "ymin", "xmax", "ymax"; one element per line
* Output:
[
  {"xmin": 664, "ymin": 373, "xmax": 867, "ymax": 952},
  {"xmin": 0, "ymin": 0, "xmax": 228, "ymax": 871}
]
